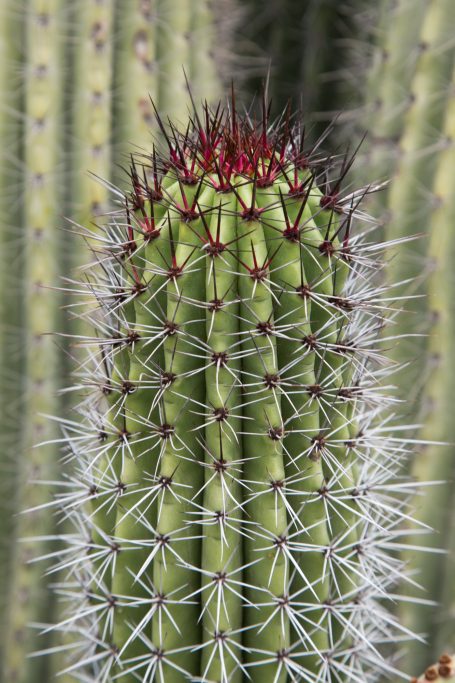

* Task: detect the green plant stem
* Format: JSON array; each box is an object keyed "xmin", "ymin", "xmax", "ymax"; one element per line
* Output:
[
  {"xmin": 2, "ymin": 1, "xmax": 64, "ymax": 681},
  {"xmin": 385, "ymin": 0, "xmax": 455, "ymax": 409},
  {"xmin": 72, "ymin": 0, "xmax": 114, "ymax": 230},
  {"xmin": 0, "ymin": 1, "xmax": 22, "ymax": 674},
  {"xmin": 188, "ymin": 0, "xmax": 220, "ymax": 108},
  {"xmin": 237, "ymin": 184, "xmax": 289, "ymax": 681},
  {"xmin": 156, "ymin": 0, "xmax": 191, "ymax": 123},
  {"xmin": 114, "ymin": 0, "xmax": 158, "ymax": 182},
  {"xmin": 403, "ymin": 66, "xmax": 455, "ymax": 674},
  {"xmin": 151, "ymin": 182, "xmax": 209, "ymax": 679},
  {"xmin": 356, "ymin": 0, "xmax": 427, "ymax": 223}
]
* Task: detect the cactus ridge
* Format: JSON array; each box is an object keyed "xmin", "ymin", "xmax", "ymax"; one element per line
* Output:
[
  {"xmin": 2, "ymin": 1, "xmax": 65, "ymax": 680},
  {"xmin": 43, "ymin": 98, "xmax": 421, "ymax": 683}
]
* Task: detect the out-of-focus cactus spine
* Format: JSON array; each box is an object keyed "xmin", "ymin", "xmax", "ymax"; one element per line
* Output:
[
  {"xmin": 385, "ymin": 0, "xmax": 455, "ymax": 404},
  {"xmin": 2, "ymin": 2, "xmax": 64, "ymax": 682},
  {"xmin": 403, "ymin": 66, "xmax": 455, "ymax": 674},
  {"xmin": 49, "ymin": 99, "xmax": 420, "ymax": 683}
]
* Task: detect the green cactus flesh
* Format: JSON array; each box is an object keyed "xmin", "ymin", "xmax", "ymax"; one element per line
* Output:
[
  {"xmin": 2, "ymin": 1, "xmax": 64, "ymax": 681},
  {"xmin": 384, "ymin": 0, "xmax": 455, "ymax": 405},
  {"xmin": 0, "ymin": 0, "xmax": 22, "ymax": 672},
  {"xmin": 50, "ymin": 100, "xmax": 417, "ymax": 682},
  {"xmin": 403, "ymin": 66, "xmax": 455, "ymax": 672}
]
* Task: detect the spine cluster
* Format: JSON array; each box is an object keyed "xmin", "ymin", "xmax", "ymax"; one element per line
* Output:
[{"xmin": 49, "ymin": 100, "xmax": 417, "ymax": 682}]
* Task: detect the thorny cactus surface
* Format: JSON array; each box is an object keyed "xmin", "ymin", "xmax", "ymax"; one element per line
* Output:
[{"xmin": 48, "ymin": 99, "xmax": 420, "ymax": 682}]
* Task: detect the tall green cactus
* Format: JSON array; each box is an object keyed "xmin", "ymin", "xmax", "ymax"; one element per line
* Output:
[
  {"xmin": 384, "ymin": 0, "xmax": 455, "ymax": 407},
  {"xmin": 188, "ymin": 0, "xmax": 221, "ymax": 107},
  {"xmin": 402, "ymin": 65, "xmax": 455, "ymax": 674},
  {"xmin": 0, "ymin": 1, "xmax": 23, "ymax": 673},
  {"xmin": 47, "ymin": 98, "xmax": 421, "ymax": 682},
  {"xmin": 113, "ymin": 0, "xmax": 222, "ymax": 178},
  {"xmin": 2, "ymin": 2, "xmax": 64, "ymax": 682},
  {"xmin": 354, "ymin": 0, "xmax": 428, "ymax": 221},
  {"xmin": 72, "ymin": 0, "xmax": 114, "ymax": 230},
  {"xmin": 114, "ymin": 0, "xmax": 159, "ymax": 165},
  {"xmin": 347, "ymin": 0, "xmax": 455, "ymax": 671}
]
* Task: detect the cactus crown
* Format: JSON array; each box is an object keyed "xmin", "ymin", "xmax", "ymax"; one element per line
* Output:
[{"xmin": 46, "ymin": 96, "xmax": 418, "ymax": 683}]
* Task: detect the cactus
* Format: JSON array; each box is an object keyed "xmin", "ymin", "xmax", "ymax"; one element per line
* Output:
[
  {"xmin": 113, "ymin": 0, "xmax": 223, "ymax": 179},
  {"xmin": 354, "ymin": 0, "xmax": 428, "ymax": 221},
  {"xmin": 241, "ymin": 0, "xmax": 358, "ymax": 128},
  {"xmin": 1, "ymin": 2, "xmax": 65, "ymax": 682},
  {"xmin": 411, "ymin": 654, "xmax": 455, "ymax": 683},
  {"xmin": 71, "ymin": 0, "xmax": 114, "ymax": 230},
  {"xmin": 46, "ymin": 96, "xmax": 421, "ymax": 683},
  {"xmin": 114, "ymin": 0, "xmax": 159, "ymax": 167},
  {"xmin": 402, "ymin": 65, "xmax": 455, "ymax": 673},
  {"xmin": 0, "ymin": 0, "xmax": 23, "ymax": 672},
  {"xmin": 384, "ymin": 0, "xmax": 455, "ymax": 407},
  {"xmin": 188, "ymin": 0, "xmax": 221, "ymax": 108},
  {"xmin": 345, "ymin": 1, "xmax": 455, "ymax": 669}
]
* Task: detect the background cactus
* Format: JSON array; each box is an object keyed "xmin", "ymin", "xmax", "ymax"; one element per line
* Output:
[
  {"xmin": 383, "ymin": 0, "xmax": 455, "ymax": 409},
  {"xmin": 341, "ymin": 0, "xmax": 455, "ymax": 673},
  {"xmin": 71, "ymin": 0, "xmax": 114, "ymax": 233},
  {"xmin": 2, "ymin": 3, "xmax": 65, "ymax": 682},
  {"xmin": 46, "ymin": 98, "xmax": 422, "ymax": 683},
  {"xmin": 401, "ymin": 64, "xmax": 455, "ymax": 673},
  {"xmin": 0, "ymin": 0, "xmax": 23, "ymax": 670},
  {"xmin": 352, "ymin": 0, "xmax": 428, "ymax": 224}
]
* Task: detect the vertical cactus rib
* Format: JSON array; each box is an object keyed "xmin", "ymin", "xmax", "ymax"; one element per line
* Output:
[
  {"xmin": 114, "ymin": 0, "xmax": 158, "ymax": 171},
  {"xmin": 134, "ymin": 179, "xmax": 207, "ymax": 681},
  {"xmin": 236, "ymin": 181, "xmax": 289, "ymax": 681},
  {"xmin": 156, "ymin": 0, "xmax": 191, "ymax": 122},
  {"xmin": 2, "ymin": 1, "xmax": 64, "ymax": 681},
  {"xmin": 356, "ymin": 0, "xmax": 428, "ymax": 221},
  {"xmin": 199, "ymin": 191, "xmax": 244, "ymax": 683},
  {"xmin": 255, "ymin": 180, "xmax": 330, "ymax": 674},
  {"xmin": 402, "ymin": 67, "xmax": 455, "ymax": 673},
  {"xmin": 188, "ymin": 0, "xmax": 221, "ymax": 108},
  {"xmin": 385, "ymin": 0, "xmax": 455, "ymax": 405},
  {"xmin": 0, "ymin": 0, "xmax": 22, "ymax": 671},
  {"xmin": 48, "ymin": 99, "xmax": 423, "ymax": 683},
  {"xmin": 72, "ymin": 0, "xmax": 114, "ymax": 231}
]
